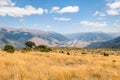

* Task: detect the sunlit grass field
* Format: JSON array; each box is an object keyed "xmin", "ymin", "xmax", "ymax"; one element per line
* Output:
[{"xmin": 0, "ymin": 48, "xmax": 120, "ymax": 80}]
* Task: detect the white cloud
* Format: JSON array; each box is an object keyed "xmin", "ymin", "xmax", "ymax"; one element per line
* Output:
[
  {"xmin": 106, "ymin": 0, "xmax": 120, "ymax": 15},
  {"xmin": 0, "ymin": 5, "xmax": 46, "ymax": 17},
  {"xmin": 54, "ymin": 17, "xmax": 71, "ymax": 21},
  {"xmin": 58, "ymin": 6, "xmax": 79, "ymax": 13},
  {"xmin": 51, "ymin": 6, "xmax": 79, "ymax": 14},
  {"xmin": 106, "ymin": 9, "xmax": 119, "ymax": 15},
  {"xmin": 0, "ymin": 0, "xmax": 47, "ymax": 17},
  {"xmin": 107, "ymin": 1, "xmax": 120, "ymax": 9},
  {"xmin": 51, "ymin": 7, "xmax": 60, "ymax": 13},
  {"xmin": 80, "ymin": 21, "xmax": 107, "ymax": 27},
  {"xmin": 44, "ymin": 9, "xmax": 48, "ymax": 13},
  {"xmin": 0, "ymin": 0, "xmax": 15, "ymax": 6},
  {"xmin": 93, "ymin": 11, "xmax": 106, "ymax": 17}
]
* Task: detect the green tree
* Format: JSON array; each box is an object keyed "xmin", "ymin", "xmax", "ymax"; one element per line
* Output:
[
  {"xmin": 3, "ymin": 45, "xmax": 15, "ymax": 53},
  {"xmin": 25, "ymin": 41, "xmax": 36, "ymax": 48}
]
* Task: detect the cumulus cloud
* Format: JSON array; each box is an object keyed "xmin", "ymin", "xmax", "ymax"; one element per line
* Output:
[
  {"xmin": 51, "ymin": 6, "xmax": 79, "ymax": 14},
  {"xmin": 80, "ymin": 21, "xmax": 107, "ymax": 27},
  {"xmin": 0, "ymin": 0, "xmax": 47, "ymax": 17},
  {"xmin": 0, "ymin": 0, "xmax": 15, "ymax": 6},
  {"xmin": 107, "ymin": 1, "xmax": 120, "ymax": 9},
  {"xmin": 0, "ymin": 6, "xmax": 46, "ymax": 17},
  {"xmin": 54, "ymin": 17, "xmax": 71, "ymax": 21},
  {"xmin": 106, "ymin": 0, "xmax": 120, "ymax": 15},
  {"xmin": 106, "ymin": 9, "xmax": 119, "ymax": 15}
]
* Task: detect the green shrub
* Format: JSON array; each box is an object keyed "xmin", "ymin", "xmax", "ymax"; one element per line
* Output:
[
  {"xmin": 36, "ymin": 45, "xmax": 52, "ymax": 52},
  {"xmin": 22, "ymin": 47, "xmax": 32, "ymax": 52},
  {"xmin": 3, "ymin": 45, "xmax": 15, "ymax": 53},
  {"xmin": 37, "ymin": 45, "xmax": 47, "ymax": 49},
  {"xmin": 25, "ymin": 41, "xmax": 36, "ymax": 48},
  {"xmin": 103, "ymin": 52, "xmax": 109, "ymax": 56}
]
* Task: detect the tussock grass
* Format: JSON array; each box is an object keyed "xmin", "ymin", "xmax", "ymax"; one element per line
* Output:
[{"xmin": 0, "ymin": 50, "xmax": 120, "ymax": 80}]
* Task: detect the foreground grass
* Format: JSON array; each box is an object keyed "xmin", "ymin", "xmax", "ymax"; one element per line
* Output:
[{"xmin": 0, "ymin": 50, "xmax": 120, "ymax": 80}]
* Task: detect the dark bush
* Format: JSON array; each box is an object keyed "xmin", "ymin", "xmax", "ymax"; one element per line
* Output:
[
  {"xmin": 103, "ymin": 52, "xmax": 109, "ymax": 56},
  {"xmin": 22, "ymin": 47, "xmax": 31, "ymax": 51},
  {"xmin": 3, "ymin": 45, "xmax": 15, "ymax": 53},
  {"xmin": 36, "ymin": 45, "xmax": 52, "ymax": 52},
  {"xmin": 25, "ymin": 41, "xmax": 36, "ymax": 48},
  {"xmin": 67, "ymin": 52, "xmax": 70, "ymax": 55},
  {"xmin": 112, "ymin": 60, "xmax": 116, "ymax": 62},
  {"xmin": 81, "ymin": 52, "xmax": 88, "ymax": 54},
  {"xmin": 59, "ymin": 51, "xmax": 64, "ymax": 53},
  {"xmin": 36, "ymin": 45, "xmax": 47, "ymax": 49}
]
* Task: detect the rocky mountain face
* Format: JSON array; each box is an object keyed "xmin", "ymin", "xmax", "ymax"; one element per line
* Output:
[
  {"xmin": 0, "ymin": 27, "xmax": 120, "ymax": 48},
  {"xmin": 0, "ymin": 28, "xmax": 69, "ymax": 48}
]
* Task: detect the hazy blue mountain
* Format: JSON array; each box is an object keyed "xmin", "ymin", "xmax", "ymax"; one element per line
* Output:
[
  {"xmin": 108, "ymin": 32, "xmax": 120, "ymax": 38},
  {"xmin": 66, "ymin": 32, "xmax": 115, "ymax": 42},
  {"xmin": 65, "ymin": 32, "xmax": 119, "ymax": 48},
  {"xmin": 98, "ymin": 37, "xmax": 120, "ymax": 48}
]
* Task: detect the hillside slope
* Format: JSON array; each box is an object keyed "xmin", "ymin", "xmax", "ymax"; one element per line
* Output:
[
  {"xmin": 99, "ymin": 37, "xmax": 120, "ymax": 48},
  {"xmin": 0, "ymin": 28, "xmax": 69, "ymax": 48}
]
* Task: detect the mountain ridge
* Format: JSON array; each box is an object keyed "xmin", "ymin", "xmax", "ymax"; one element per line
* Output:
[
  {"xmin": 0, "ymin": 27, "xmax": 120, "ymax": 48},
  {"xmin": 98, "ymin": 37, "xmax": 120, "ymax": 48},
  {"xmin": 0, "ymin": 27, "xmax": 69, "ymax": 48}
]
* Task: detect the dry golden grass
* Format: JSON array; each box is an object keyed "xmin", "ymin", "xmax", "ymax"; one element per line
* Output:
[{"xmin": 0, "ymin": 49, "xmax": 120, "ymax": 80}]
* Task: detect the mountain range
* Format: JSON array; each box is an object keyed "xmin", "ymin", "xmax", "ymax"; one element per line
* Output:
[
  {"xmin": 98, "ymin": 37, "xmax": 120, "ymax": 48},
  {"xmin": 0, "ymin": 28, "xmax": 69, "ymax": 48},
  {"xmin": 0, "ymin": 27, "xmax": 120, "ymax": 49},
  {"xmin": 65, "ymin": 32, "xmax": 119, "ymax": 48}
]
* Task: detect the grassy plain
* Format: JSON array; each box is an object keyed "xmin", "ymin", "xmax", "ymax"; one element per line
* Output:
[{"xmin": 0, "ymin": 48, "xmax": 120, "ymax": 80}]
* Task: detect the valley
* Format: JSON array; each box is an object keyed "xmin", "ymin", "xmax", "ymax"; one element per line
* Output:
[
  {"xmin": 0, "ymin": 27, "xmax": 120, "ymax": 49},
  {"xmin": 0, "ymin": 0, "xmax": 120, "ymax": 80}
]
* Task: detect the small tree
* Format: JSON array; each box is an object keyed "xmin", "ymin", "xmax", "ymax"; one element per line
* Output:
[
  {"xmin": 36, "ymin": 45, "xmax": 52, "ymax": 52},
  {"xmin": 3, "ymin": 45, "xmax": 15, "ymax": 53},
  {"xmin": 25, "ymin": 41, "xmax": 36, "ymax": 48}
]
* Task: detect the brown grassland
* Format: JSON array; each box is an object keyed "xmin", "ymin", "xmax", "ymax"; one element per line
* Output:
[{"xmin": 0, "ymin": 48, "xmax": 120, "ymax": 80}]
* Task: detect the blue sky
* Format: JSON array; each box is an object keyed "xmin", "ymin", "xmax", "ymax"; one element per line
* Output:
[{"xmin": 0, "ymin": 0, "xmax": 120, "ymax": 33}]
